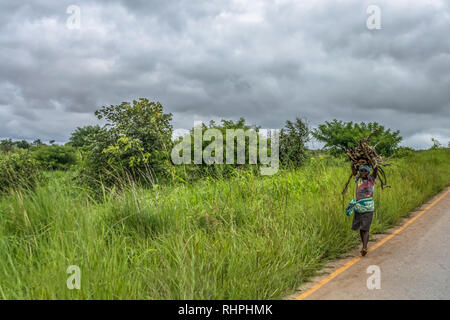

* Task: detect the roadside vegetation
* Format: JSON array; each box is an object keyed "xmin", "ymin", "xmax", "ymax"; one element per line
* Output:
[{"xmin": 0, "ymin": 98, "xmax": 449, "ymax": 299}]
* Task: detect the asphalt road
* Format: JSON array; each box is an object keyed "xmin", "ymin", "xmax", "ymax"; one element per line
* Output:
[{"xmin": 296, "ymin": 187, "xmax": 450, "ymax": 300}]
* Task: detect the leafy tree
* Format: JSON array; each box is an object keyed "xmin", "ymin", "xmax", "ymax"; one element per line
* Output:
[
  {"xmin": 69, "ymin": 125, "xmax": 103, "ymax": 148},
  {"xmin": 279, "ymin": 118, "xmax": 309, "ymax": 167},
  {"xmin": 95, "ymin": 99, "xmax": 173, "ymax": 155},
  {"xmin": 32, "ymin": 145, "xmax": 77, "ymax": 170},
  {"xmin": 171, "ymin": 117, "xmax": 281, "ymax": 181},
  {"xmin": 0, "ymin": 139, "xmax": 14, "ymax": 153},
  {"xmin": 80, "ymin": 98, "xmax": 173, "ymax": 187},
  {"xmin": 102, "ymin": 135, "xmax": 151, "ymax": 168},
  {"xmin": 77, "ymin": 127, "xmax": 115, "ymax": 184},
  {"xmin": 13, "ymin": 140, "xmax": 31, "ymax": 150},
  {"xmin": 32, "ymin": 139, "xmax": 45, "ymax": 147},
  {"xmin": 1, "ymin": 139, "xmax": 31, "ymax": 153},
  {"xmin": 312, "ymin": 119, "xmax": 402, "ymax": 156},
  {"xmin": 430, "ymin": 138, "xmax": 443, "ymax": 149},
  {"xmin": 188, "ymin": 117, "xmax": 260, "ymax": 165},
  {"xmin": 0, "ymin": 149, "xmax": 42, "ymax": 192}
]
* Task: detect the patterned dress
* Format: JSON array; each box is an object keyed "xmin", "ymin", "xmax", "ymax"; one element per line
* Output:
[
  {"xmin": 351, "ymin": 174, "xmax": 376, "ymax": 231},
  {"xmin": 355, "ymin": 174, "xmax": 376, "ymax": 201}
]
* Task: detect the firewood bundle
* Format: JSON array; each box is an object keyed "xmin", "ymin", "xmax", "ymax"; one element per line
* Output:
[{"xmin": 342, "ymin": 130, "xmax": 391, "ymax": 195}]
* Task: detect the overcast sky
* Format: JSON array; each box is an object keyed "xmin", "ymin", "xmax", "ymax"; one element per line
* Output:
[{"xmin": 1, "ymin": 0, "xmax": 449, "ymax": 149}]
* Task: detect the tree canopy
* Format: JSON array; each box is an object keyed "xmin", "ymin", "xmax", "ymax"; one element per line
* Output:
[
  {"xmin": 279, "ymin": 118, "xmax": 309, "ymax": 167},
  {"xmin": 312, "ymin": 119, "xmax": 402, "ymax": 156},
  {"xmin": 69, "ymin": 125, "xmax": 103, "ymax": 148}
]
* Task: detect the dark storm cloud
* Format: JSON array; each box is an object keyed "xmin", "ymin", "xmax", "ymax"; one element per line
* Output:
[{"xmin": 0, "ymin": 0, "xmax": 449, "ymax": 148}]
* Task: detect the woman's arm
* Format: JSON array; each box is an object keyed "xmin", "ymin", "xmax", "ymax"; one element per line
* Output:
[
  {"xmin": 351, "ymin": 161, "xmax": 358, "ymax": 176},
  {"xmin": 372, "ymin": 165, "xmax": 378, "ymax": 180}
]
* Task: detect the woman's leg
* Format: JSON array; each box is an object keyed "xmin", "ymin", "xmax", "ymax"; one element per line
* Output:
[
  {"xmin": 360, "ymin": 230, "xmax": 369, "ymax": 249},
  {"xmin": 360, "ymin": 211, "xmax": 373, "ymax": 250}
]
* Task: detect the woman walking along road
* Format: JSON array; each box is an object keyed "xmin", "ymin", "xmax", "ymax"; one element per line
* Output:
[{"xmin": 350, "ymin": 162, "xmax": 378, "ymax": 256}]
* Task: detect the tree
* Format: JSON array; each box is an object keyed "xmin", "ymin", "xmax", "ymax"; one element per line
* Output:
[
  {"xmin": 312, "ymin": 120, "xmax": 402, "ymax": 157},
  {"xmin": 189, "ymin": 117, "xmax": 260, "ymax": 165},
  {"xmin": 32, "ymin": 139, "xmax": 45, "ymax": 147},
  {"xmin": 205, "ymin": 118, "xmax": 258, "ymax": 163},
  {"xmin": 13, "ymin": 140, "xmax": 31, "ymax": 149},
  {"xmin": 1, "ymin": 139, "xmax": 31, "ymax": 153},
  {"xmin": 32, "ymin": 145, "xmax": 77, "ymax": 170},
  {"xmin": 81, "ymin": 98, "xmax": 174, "ymax": 187},
  {"xmin": 0, "ymin": 139, "xmax": 14, "ymax": 153},
  {"xmin": 279, "ymin": 118, "xmax": 309, "ymax": 167},
  {"xmin": 0, "ymin": 149, "xmax": 42, "ymax": 192},
  {"xmin": 95, "ymin": 98, "xmax": 173, "ymax": 158},
  {"xmin": 430, "ymin": 138, "xmax": 443, "ymax": 149},
  {"xmin": 170, "ymin": 117, "xmax": 279, "ymax": 180},
  {"xmin": 69, "ymin": 125, "xmax": 103, "ymax": 148}
]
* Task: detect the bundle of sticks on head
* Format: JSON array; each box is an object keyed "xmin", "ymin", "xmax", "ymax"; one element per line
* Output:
[{"xmin": 342, "ymin": 129, "xmax": 391, "ymax": 195}]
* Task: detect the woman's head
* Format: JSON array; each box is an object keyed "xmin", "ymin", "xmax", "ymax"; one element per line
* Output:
[{"xmin": 358, "ymin": 165, "xmax": 371, "ymax": 178}]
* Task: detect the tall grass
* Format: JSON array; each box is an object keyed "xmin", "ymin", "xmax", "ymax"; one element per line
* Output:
[{"xmin": 0, "ymin": 149, "xmax": 448, "ymax": 299}]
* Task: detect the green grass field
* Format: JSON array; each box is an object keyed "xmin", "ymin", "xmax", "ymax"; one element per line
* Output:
[{"xmin": 0, "ymin": 149, "xmax": 448, "ymax": 299}]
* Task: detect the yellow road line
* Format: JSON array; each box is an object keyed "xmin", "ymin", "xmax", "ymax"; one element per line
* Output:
[{"xmin": 295, "ymin": 188, "xmax": 450, "ymax": 300}]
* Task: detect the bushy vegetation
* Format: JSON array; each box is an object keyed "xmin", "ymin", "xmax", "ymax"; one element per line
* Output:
[
  {"xmin": 279, "ymin": 117, "xmax": 310, "ymax": 168},
  {"xmin": 312, "ymin": 119, "xmax": 402, "ymax": 156},
  {"xmin": 32, "ymin": 145, "xmax": 78, "ymax": 170},
  {"xmin": 0, "ymin": 140, "xmax": 77, "ymax": 191},
  {"xmin": 1, "ymin": 98, "xmax": 448, "ymax": 299},
  {"xmin": 69, "ymin": 125, "xmax": 103, "ymax": 148},
  {"xmin": 0, "ymin": 150, "xmax": 42, "ymax": 193},
  {"xmin": 0, "ymin": 148, "xmax": 448, "ymax": 299},
  {"xmin": 170, "ymin": 117, "xmax": 298, "ymax": 183},
  {"xmin": 75, "ymin": 99, "xmax": 174, "ymax": 189},
  {"xmin": 393, "ymin": 146, "xmax": 415, "ymax": 158},
  {"xmin": 0, "ymin": 139, "xmax": 32, "ymax": 153},
  {"xmin": 71, "ymin": 100, "xmax": 310, "ymax": 189}
]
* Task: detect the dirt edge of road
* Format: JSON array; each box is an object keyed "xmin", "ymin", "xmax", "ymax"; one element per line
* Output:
[{"xmin": 284, "ymin": 186, "xmax": 450, "ymax": 300}]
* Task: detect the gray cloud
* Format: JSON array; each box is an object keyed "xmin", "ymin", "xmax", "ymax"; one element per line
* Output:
[{"xmin": 1, "ymin": 0, "xmax": 449, "ymax": 148}]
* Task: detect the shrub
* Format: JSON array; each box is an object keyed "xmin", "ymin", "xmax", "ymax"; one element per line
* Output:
[
  {"xmin": 279, "ymin": 118, "xmax": 310, "ymax": 168},
  {"xmin": 76, "ymin": 99, "xmax": 173, "ymax": 189},
  {"xmin": 0, "ymin": 150, "xmax": 42, "ymax": 192},
  {"xmin": 393, "ymin": 146, "xmax": 415, "ymax": 158},
  {"xmin": 69, "ymin": 125, "xmax": 103, "ymax": 148},
  {"xmin": 169, "ymin": 117, "xmax": 283, "ymax": 183},
  {"xmin": 430, "ymin": 138, "xmax": 443, "ymax": 150},
  {"xmin": 32, "ymin": 145, "xmax": 78, "ymax": 170},
  {"xmin": 312, "ymin": 120, "xmax": 402, "ymax": 156},
  {"xmin": 0, "ymin": 139, "xmax": 14, "ymax": 153}
]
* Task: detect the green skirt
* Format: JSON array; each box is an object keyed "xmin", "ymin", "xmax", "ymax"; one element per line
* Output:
[{"xmin": 345, "ymin": 197, "xmax": 374, "ymax": 216}]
